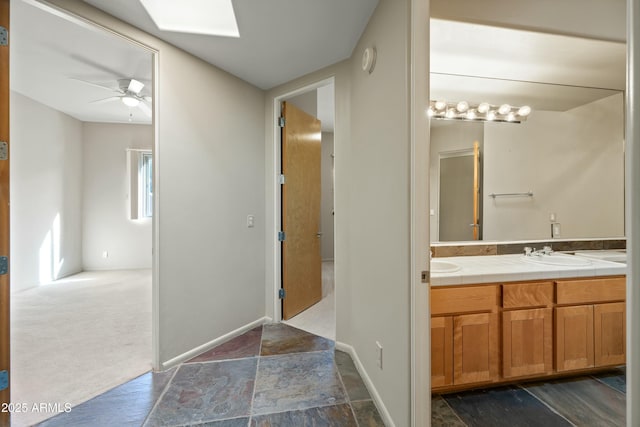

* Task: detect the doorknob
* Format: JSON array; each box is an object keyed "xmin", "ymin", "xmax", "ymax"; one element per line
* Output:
[{"xmin": 316, "ymin": 232, "xmax": 323, "ymax": 237}]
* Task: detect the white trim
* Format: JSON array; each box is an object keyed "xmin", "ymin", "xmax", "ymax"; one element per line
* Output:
[
  {"xmin": 150, "ymin": 48, "xmax": 161, "ymax": 371},
  {"xmin": 626, "ymin": 1, "xmax": 638, "ymax": 425},
  {"xmin": 411, "ymin": 0, "xmax": 431, "ymax": 426},
  {"xmin": 336, "ymin": 341, "xmax": 395, "ymax": 427},
  {"xmin": 160, "ymin": 317, "xmax": 272, "ymax": 370}
]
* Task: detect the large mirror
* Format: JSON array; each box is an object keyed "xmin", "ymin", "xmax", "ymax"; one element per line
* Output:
[{"xmin": 429, "ymin": 19, "xmax": 626, "ymax": 242}]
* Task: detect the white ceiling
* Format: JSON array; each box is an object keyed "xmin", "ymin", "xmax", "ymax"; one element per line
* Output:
[
  {"xmin": 430, "ymin": 19, "xmax": 626, "ymax": 112},
  {"xmin": 81, "ymin": 0, "xmax": 380, "ymax": 90},
  {"xmin": 11, "ymin": 0, "xmax": 153, "ymax": 124}
]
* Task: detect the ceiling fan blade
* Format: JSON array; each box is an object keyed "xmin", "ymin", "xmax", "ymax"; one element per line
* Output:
[
  {"xmin": 127, "ymin": 79, "xmax": 145, "ymax": 95},
  {"xmin": 89, "ymin": 96, "xmax": 122, "ymax": 104},
  {"xmin": 137, "ymin": 101, "xmax": 152, "ymax": 117},
  {"xmin": 69, "ymin": 77, "xmax": 122, "ymax": 93}
]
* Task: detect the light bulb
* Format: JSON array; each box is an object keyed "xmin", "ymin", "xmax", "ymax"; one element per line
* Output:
[
  {"xmin": 518, "ymin": 105, "xmax": 532, "ymax": 116},
  {"xmin": 487, "ymin": 110, "xmax": 496, "ymax": 121},
  {"xmin": 498, "ymin": 104, "xmax": 511, "ymax": 115},
  {"xmin": 507, "ymin": 112, "xmax": 516, "ymax": 122},
  {"xmin": 122, "ymin": 96, "xmax": 140, "ymax": 107},
  {"xmin": 466, "ymin": 109, "xmax": 476, "ymax": 120},
  {"xmin": 477, "ymin": 102, "xmax": 490, "ymax": 113},
  {"xmin": 456, "ymin": 101, "xmax": 469, "ymax": 113},
  {"xmin": 445, "ymin": 108, "xmax": 456, "ymax": 119},
  {"xmin": 435, "ymin": 100, "xmax": 447, "ymax": 111},
  {"xmin": 427, "ymin": 107, "xmax": 435, "ymax": 117}
]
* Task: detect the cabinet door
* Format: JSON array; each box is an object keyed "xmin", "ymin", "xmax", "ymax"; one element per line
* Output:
[
  {"xmin": 503, "ymin": 308, "xmax": 553, "ymax": 378},
  {"xmin": 453, "ymin": 312, "xmax": 499, "ymax": 385},
  {"xmin": 431, "ymin": 316, "xmax": 453, "ymax": 387},
  {"xmin": 556, "ymin": 305, "xmax": 594, "ymax": 371},
  {"xmin": 594, "ymin": 302, "xmax": 626, "ymax": 367}
]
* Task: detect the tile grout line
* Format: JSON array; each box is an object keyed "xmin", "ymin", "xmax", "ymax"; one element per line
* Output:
[
  {"xmin": 436, "ymin": 395, "xmax": 469, "ymax": 427},
  {"xmin": 259, "ymin": 347, "xmax": 336, "ymax": 360},
  {"xmin": 246, "ymin": 323, "xmax": 265, "ymax": 426},
  {"xmin": 590, "ymin": 373, "xmax": 627, "ymax": 396},
  {"xmin": 141, "ymin": 366, "xmax": 180, "ymax": 427},
  {"xmin": 517, "ymin": 384, "xmax": 578, "ymax": 427},
  {"xmin": 334, "ymin": 352, "xmax": 362, "ymax": 426}
]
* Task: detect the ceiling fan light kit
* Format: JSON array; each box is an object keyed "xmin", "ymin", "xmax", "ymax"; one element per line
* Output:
[
  {"xmin": 122, "ymin": 96, "xmax": 140, "ymax": 107},
  {"xmin": 71, "ymin": 77, "xmax": 152, "ymax": 118}
]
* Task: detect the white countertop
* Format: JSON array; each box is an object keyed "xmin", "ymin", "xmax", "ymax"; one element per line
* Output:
[{"xmin": 430, "ymin": 254, "xmax": 626, "ymax": 286}]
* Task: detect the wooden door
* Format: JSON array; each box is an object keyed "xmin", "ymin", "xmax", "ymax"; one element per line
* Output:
[
  {"xmin": 281, "ymin": 101, "xmax": 322, "ymax": 320},
  {"xmin": 556, "ymin": 305, "xmax": 594, "ymax": 371},
  {"xmin": 472, "ymin": 141, "xmax": 480, "ymax": 240},
  {"xmin": 503, "ymin": 308, "xmax": 553, "ymax": 378},
  {"xmin": 0, "ymin": 0, "xmax": 10, "ymax": 425},
  {"xmin": 594, "ymin": 302, "xmax": 626, "ymax": 367},
  {"xmin": 453, "ymin": 312, "xmax": 499, "ymax": 385},
  {"xmin": 431, "ymin": 316, "xmax": 453, "ymax": 387}
]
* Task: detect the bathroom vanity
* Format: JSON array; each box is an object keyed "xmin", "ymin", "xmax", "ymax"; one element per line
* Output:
[{"xmin": 430, "ymin": 253, "xmax": 626, "ymax": 393}]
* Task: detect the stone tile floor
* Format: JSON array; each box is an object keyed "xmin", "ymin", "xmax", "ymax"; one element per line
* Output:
[
  {"xmin": 37, "ymin": 323, "xmax": 385, "ymax": 427},
  {"xmin": 432, "ymin": 366, "xmax": 627, "ymax": 427}
]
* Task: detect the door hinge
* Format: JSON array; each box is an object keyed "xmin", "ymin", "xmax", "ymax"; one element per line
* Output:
[
  {"xmin": 0, "ymin": 27, "xmax": 7, "ymax": 46},
  {"xmin": 278, "ymin": 117, "xmax": 286, "ymax": 127},
  {"xmin": 0, "ymin": 370, "xmax": 7, "ymax": 391},
  {"xmin": 0, "ymin": 141, "xmax": 7, "ymax": 161},
  {"xmin": 421, "ymin": 270, "xmax": 429, "ymax": 284},
  {"xmin": 279, "ymin": 174, "xmax": 285, "ymax": 184},
  {"xmin": 277, "ymin": 231, "xmax": 286, "ymax": 242},
  {"xmin": 0, "ymin": 257, "xmax": 7, "ymax": 276},
  {"xmin": 279, "ymin": 288, "xmax": 286, "ymax": 299}
]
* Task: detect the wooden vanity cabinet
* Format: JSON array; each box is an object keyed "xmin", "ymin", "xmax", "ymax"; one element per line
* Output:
[
  {"xmin": 430, "ymin": 275, "xmax": 626, "ymax": 392},
  {"xmin": 431, "ymin": 316, "xmax": 453, "ymax": 387},
  {"xmin": 555, "ymin": 277, "xmax": 626, "ymax": 371},
  {"xmin": 431, "ymin": 285, "xmax": 500, "ymax": 388},
  {"xmin": 501, "ymin": 282, "xmax": 554, "ymax": 378}
]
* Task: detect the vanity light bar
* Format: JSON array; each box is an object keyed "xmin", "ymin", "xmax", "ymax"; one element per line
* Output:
[{"xmin": 427, "ymin": 100, "xmax": 531, "ymax": 123}]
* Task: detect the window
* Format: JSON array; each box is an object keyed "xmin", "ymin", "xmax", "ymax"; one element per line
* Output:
[
  {"xmin": 141, "ymin": 152, "xmax": 153, "ymax": 218},
  {"xmin": 128, "ymin": 149, "xmax": 153, "ymax": 220}
]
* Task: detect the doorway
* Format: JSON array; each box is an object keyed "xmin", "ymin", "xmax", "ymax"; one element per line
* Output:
[
  {"xmin": 276, "ymin": 80, "xmax": 336, "ymax": 341},
  {"xmin": 7, "ymin": 1, "xmax": 158, "ymax": 425}
]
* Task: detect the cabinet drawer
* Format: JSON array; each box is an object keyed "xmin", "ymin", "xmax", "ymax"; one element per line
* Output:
[
  {"xmin": 431, "ymin": 285, "xmax": 499, "ymax": 315},
  {"xmin": 556, "ymin": 277, "xmax": 625, "ymax": 305},
  {"xmin": 503, "ymin": 282, "xmax": 553, "ymax": 309}
]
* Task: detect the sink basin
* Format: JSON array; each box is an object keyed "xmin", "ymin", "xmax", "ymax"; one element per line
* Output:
[
  {"xmin": 522, "ymin": 253, "xmax": 592, "ymax": 266},
  {"xmin": 573, "ymin": 250, "xmax": 627, "ymax": 263},
  {"xmin": 431, "ymin": 260, "xmax": 461, "ymax": 273}
]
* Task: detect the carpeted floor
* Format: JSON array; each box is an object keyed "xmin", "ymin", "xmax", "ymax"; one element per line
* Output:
[{"xmin": 10, "ymin": 269, "xmax": 152, "ymax": 426}]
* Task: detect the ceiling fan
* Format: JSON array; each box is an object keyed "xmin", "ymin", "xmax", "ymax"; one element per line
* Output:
[{"xmin": 70, "ymin": 77, "xmax": 152, "ymax": 117}]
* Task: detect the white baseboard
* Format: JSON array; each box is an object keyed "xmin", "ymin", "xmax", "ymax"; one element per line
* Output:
[
  {"xmin": 160, "ymin": 316, "xmax": 272, "ymax": 370},
  {"xmin": 336, "ymin": 341, "xmax": 395, "ymax": 427}
]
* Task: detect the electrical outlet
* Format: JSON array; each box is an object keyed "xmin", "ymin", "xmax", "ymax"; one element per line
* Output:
[
  {"xmin": 376, "ymin": 341, "xmax": 383, "ymax": 370},
  {"xmin": 247, "ymin": 214, "xmax": 255, "ymax": 228}
]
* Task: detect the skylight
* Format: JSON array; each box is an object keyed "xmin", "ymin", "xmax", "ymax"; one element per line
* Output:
[{"xmin": 140, "ymin": 0, "xmax": 240, "ymax": 38}]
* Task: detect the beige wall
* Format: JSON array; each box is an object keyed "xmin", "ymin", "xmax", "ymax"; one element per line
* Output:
[
  {"xmin": 321, "ymin": 132, "xmax": 334, "ymax": 260},
  {"xmin": 10, "ymin": 91, "xmax": 83, "ymax": 292},
  {"xmin": 346, "ymin": 0, "xmax": 412, "ymax": 424},
  {"xmin": 483, "ymin": 93, "xmax": 624, "ymax": 241},
  {"xmin": 82, "ymin": 122, "xmax": 153, "ymax": 270}
]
